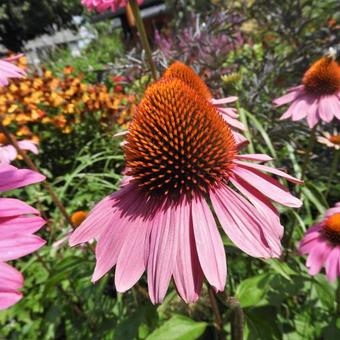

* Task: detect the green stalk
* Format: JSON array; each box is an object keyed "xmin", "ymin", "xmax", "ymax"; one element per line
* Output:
[
  {"xmin": 325, "ymin": 149, "xmax": 339, "ymax": 198},
  {"xmin": 301, "ymin": 126, "xmax": 317, "ymax": 179},
  {"xmin": 129, "ymin": 0, "xmax": 158, "ymax": 80}
]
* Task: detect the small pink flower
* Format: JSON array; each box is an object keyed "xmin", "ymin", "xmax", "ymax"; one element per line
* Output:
[
  {"xmin": 70, "ymin": 79, "xmax": 302, "ymax": 304},
  {"xmin": 82, "ymin": 0, "xmax": 143, "ymax": 12},
  {"xmin": 273, "ymin": 49, "xmax": 340, "ymax": 128},
  {"xmin": 299, "ymin": 203, "xmax": 340, "ymax": 282},
  {"xmin": 317, "ymin": 129, "xmax": 340, "ymax": 150},
  {"xmin": 0, "ymin": 57, "xmax": 26, "ymax": 87},
  {"xmin": 0, "ymin": 134, "xmax": 39, "ymax": 164},
  {"xmin": 0, "ymin": 165, "xmax": 45, "ymax": 310}
]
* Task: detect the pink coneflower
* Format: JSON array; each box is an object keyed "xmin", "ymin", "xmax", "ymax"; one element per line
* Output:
[
  {"xmin": 0, "ymin": 57, "xmax": 26, "ymax": 87},
  {"xmin": 0, "ymin": 164, "xmax": 45, "ymax": 310},
  {"xmin": 273, "ymin": 49, "xmax": 340, "ymax": 128},
  {"xmin": 0, "ymin": 133, "xmax": 39, "ymax": 164},
  {"xmin": 162, "ymin": 61, "xmax": 246, "ymax": 142},
  {"xmin": 299, "ymin": 203, "xmax": 340, "ymax": 282},
  {"xmin": 82, "ymin": 0, "xmax": 143, "ymax": 12},
  {"xmin": 70, "ymin": 79, "xmax": 302, "ymax": 304}
]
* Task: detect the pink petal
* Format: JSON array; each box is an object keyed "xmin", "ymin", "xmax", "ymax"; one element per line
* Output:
[
  {"xmin": 0, "ymin": 215, "xmax": 45, "ymax": 234},
  {"xmin": 299, "ymin": 232, "xmax": 322, "ymax": 254},
  {"xmin": 173, "ymin": 199, "xmax": 203, "ymax": 303},
  {"xmin": 318, "ymin": 95, "xmax": 335, "ymax": 123},
  {"xmin": 0, "ymin": 262, "xmax": 23, "ymax": 290},
  {"xmin": 306, "ymin": 98, "xmax": 320, "ymax": 128},
  {"xmin": 115, "ymin": 214, "xmax": 152, "ymax": 292},
  {"xmin": 232, "ymin": 166, "xmax": 302, "ymax": 208},
  {"xmin": 211, "ymin": 96, "xmax": 238, "ymax": 105},
  {"xmin": 147, "ymin": 201, "xmax": 180, "ymax": 304},
  {"xmin": 0, "ymin": 198, "xmax": 39, "ymax": 218},
  {"xmin": 211, "ymin": 184, "xmax": 281, "ymax": 258},
  {"xmin": 229, "ymin": 175, "xmax": 283, "ymax": 238},
  {"xmin": 191, "ymin": 195, "xmax": 226, "ymax": 292},
  {"xmin": 0, "ymin": 165, "xmax": 45, "ymax": 192},
  {"xmin": 0, "ymin": 291, "xmax": 22, "ymax": 310},
  {"xmin": 0, "ymin": 234, "xmax": 45, "ymax": 261},
  {"xmin": 218, "ymin": 107, "xmax": 238, "ymax": 118},
  {"xmin": 290, "ymin": 95, "xmax": 316, "ymax": 121},
  {"xmin": 17, "ymin": 140, "xmax": 39, "ymax": 155},
  {"xmin": 221, "ymin": 114, "xmax": 246, "ymax": 131},
  {"xmin": 236, "ymin": 154, "xmax": 273, "ymax": 162},
  {"xmin": 324, "ymin": 247, "xmax": 340, "ymax": 282},
  {"xmin": 233, "ymin": 160, "xmax": 303, "ymax": 184},
  {"xmin": 273, "ymin": 87, "xmax": 304, "ymax": 106},
  {"xmin": 306, "ymin": 240, "xmax": 331, "ymax": 275}
]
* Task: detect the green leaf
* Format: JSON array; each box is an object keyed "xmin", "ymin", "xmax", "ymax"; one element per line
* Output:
[
  {"xmin": 265, "ymin": 259, "xmax": 296, "ymax": 281},
  {"xmin": 236, "ymin": 273, "xmax": 273, "ymax": 308},
  {"xmin": 244, "ymin": 307, "xmax": 281, "ymax": 340},
  {"xmin": 312, "ymin": 275, "xmax": 335, "ymax": 310},
  {"xmin": 146, "ymin": 315, "xmax": 207, "ymax": 340}
]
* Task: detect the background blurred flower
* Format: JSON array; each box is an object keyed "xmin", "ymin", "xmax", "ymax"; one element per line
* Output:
[
  {"xmin": 317, "ymin": 129, "xmax": 340, "ymax": 150},
  {"xmin": 82, "ymin": 0, "xmax": 143, "ymax": 13},
  {"xmin": 0, "ymin": 165, "xmax": 45, "ymax": 310},
  {"xmin": 70, "ymin": 78, "xmax": 302, "ymax": 304},
  {"xmin": 299, "ymin": 203, "xmax": 340, "ymax": 282},
  {"xmin": 273, "ymin": 50, "xmax": 340, "ymax": 128}
]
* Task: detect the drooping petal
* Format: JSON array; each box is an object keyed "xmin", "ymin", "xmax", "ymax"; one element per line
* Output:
[
  {"xmin": 273, "ymin": 87, "xmax": 304, "ymax": 106},
  {"xmin": 0, "ymin": 291, "xmax": 22, "ymax": 310},
  {"xmin": 191, "ymin": 195, "xmax": 226, "ymax": 292},
  {"xmin": 0, "ymin": 165, "xmax": 45, "ymax": 192},
  {"xmin": 0, "ymin": 215, "xmax": 45, "ymax": 235},
  {"xmin": 0, "ymin": 262, "xmax": 23, "ymax": 290},
  {"xmin": 235, "ymin": 154, "xmax": 273, "ymax": 162},
  {"xmin": 232, "ymin": 165, "xmax": 302, "ymax": 208},
  {"xmin": 17, "ymin": 140, "xmax": 39, "ymax": 154},
  {"xmin": 0, "ymin": 234, "xmax": 45, "ymax": 261},
  {"xmin": 173, "ymin": 199, "xmax": 203, "ymax": 304},
  {"xmin": 233, "ymin": 160, "xmax": 303, "ymax": 184},
  {"xmin": 0, "ymin": 198, "xmax": 39, "ymax": 218},
  {"xmin": 147, "ymin": 200, "xmax": 181, "ymax": 304},
  {"xmin": 211, "ymin": 184, "xmax": 281, "ymax": 258},
  {"xmin": 306, "ymin": 98, "xmax": 320, "ymax": 128},
  {"xmin": 324, "ymin": 247, "xmax": 340, "ymax": 282},
  {"xmin": 211, "ymin": 96, "xmax": 238, "ymax": 105},
  {"xmin": 318, "ymin": 95, "xmax": 335, "ymax": 122},
  {"xmin": 290, "ymin": 95, "xmax": 316, "ymax": 121},
  {"xmin": 306, "ymin": 240, "xmax": 331, "ymax": 275}
]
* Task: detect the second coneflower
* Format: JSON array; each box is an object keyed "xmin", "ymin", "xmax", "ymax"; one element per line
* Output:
[
  {"xmin": 274, "ymin": 49, "xmax": 340, "ymax": 128},
  {"xmin": 70, "ymin": 79, "xmax": 302, "ymax": 304},
  {"xmin": 162, "ymin": 61, "xmax": 246, "ymax": 142}
]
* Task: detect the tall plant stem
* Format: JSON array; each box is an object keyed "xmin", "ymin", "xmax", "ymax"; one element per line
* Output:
[
  {"xmin": 227, "ymin": 297, "xmax": 244, "ymax": 340},
  {"xmin": 129, "ymin": 0, "xmax": 158, "ymax": 80},
  {"xmin": 208, "ymin": 286, "xmax": 224, "ymax": 340},
  {"xmin": 301, "ymin": 126, "xmax": 317, "ymax": 179},
  {"xmin": 325, "ymin": 149, "xmax": 339, "ymax": 198},
  {"xmin": 0, "ymin": 122, "xmax": 75, "ymax": 228}
]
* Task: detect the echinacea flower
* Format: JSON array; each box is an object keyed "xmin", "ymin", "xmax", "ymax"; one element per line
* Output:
[
  {"xmin": 317, "ymin": 129, "xmax": 340, "ymax": 150},
  {"xmin": 0, "ymin": 133, "xmax": 39, "ymax": 164},
  {"xmin": 0, "ymin": 164, "xmax": 45, "ymax": 310},
  {"xmin": 70, "ymin": 78, "xmax": 302, "ymax": 304},
  {"xmin": 82, "ymin": 0, "xmax": 143, "ymax": 12},
  {"xmin": 299, "ymin": 203, "xmax": 340, "ymax": 282},
  {"xmin": 0, "ymin": 57, "xmax": 26, "ymax": 87},
  {"xmin": 162, "ymin": 61, "xmax": 246, "ymax": 143},
  {"xmin": 273, "ymin": 49, "xmax": 340, "ymax": 128}
]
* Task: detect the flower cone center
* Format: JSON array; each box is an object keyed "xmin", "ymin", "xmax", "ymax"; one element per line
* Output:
[
  {"xmin": 303, "ymin": 57, "xmax": 340, "ymax": 95},
  {"xmin": 125, "ymin": 79, "xmax": 236, "ymax": 199},
  {"xmin": 71, "ymin": 211, "xmax": 88, "ymax": 227},
  {"xmin": 163, "ymin": 61, "xmax": 212, "ymax": 99},
  {"xmin": 324, "ymin": 213, "xmax": 340, "ymax": 244},
  {"xmin": 329, "ymin": 135, "xmax": 340, "ymax": 145}
]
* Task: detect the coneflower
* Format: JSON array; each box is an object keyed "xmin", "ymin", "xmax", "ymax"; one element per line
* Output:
[
  {"xmin": 70, "ymin": 79, "xmax": 302, "ymax": 304},
  {"xmin": 274, "ymin": 49, "xmax": 340, "ymax": 128}
]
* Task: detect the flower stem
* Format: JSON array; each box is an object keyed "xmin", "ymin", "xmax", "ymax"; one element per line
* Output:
[
  {"xmin": 128, "ymin": 0, "xmax": 158, "ymax": 80},
  {"xmin": 227, "ymin": 297, "xmax": 244, "ymax": 340},
  {"xmin": 0, "ymin": 122, "xmax": 75, "ymax": 228},
  {"xmin": 301, "ymin": 126, "xmax": 317, "ymax": 179},
  {"xmin": 208, "ymin": 286, "xmax": 224, "ymax": 339},
  {"xmin": 325, "ymin": 149, "xmax": 339, "ymax": 198}
]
